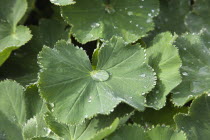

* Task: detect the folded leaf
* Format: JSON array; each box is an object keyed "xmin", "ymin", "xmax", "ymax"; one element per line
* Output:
[
  {"xmin": 61, "ymin": 0, "xmax": 159, "ymax": 44},
  {"xmin": 146, "ymin": 32, "xmax": 182, "ymax": 109},
  {"xmin": 38, "ymin": 37, "xmax": 156, "ymax": 124},
  {"xmin": 172, "ymin": 31, "xmax": 210, "ymax": 106},
  {"xmin": 0, "ymin": 0, "xmax": 32, "ymax": 66},
  {"xmin": 175, "ymin": 93, "xmax": 210, "ymax": 140}
]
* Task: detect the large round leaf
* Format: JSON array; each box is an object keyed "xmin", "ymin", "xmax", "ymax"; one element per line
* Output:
[{"xmin": 38, "ymin": 37, "xmax": 156, "ymax": 124}]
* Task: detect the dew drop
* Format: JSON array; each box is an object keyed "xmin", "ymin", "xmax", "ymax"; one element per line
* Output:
[
  {"xmin": 182, "ymin": 72, "xmax": 188, "ymax": 76},
  {"xmin": 90, "ymin": 70, "xmax": 110, "ymax": 82},
  {"xmin": 91, "ymin": 22, "xmax": 100, "ymax": 28},
  {"xmin": 140, "ymin": 74, "xmax": 146, "ymax": 78},
  {"xmin": 142, "ymin": 92, "xmax": 146, "ymax": 95},
  {"xmin": 139, "ymin": 5, "xmax": 143, "ymax": 8},
  {"xmin": 127, "ymin": 11, "xmax": 133, "ymax": 16}
]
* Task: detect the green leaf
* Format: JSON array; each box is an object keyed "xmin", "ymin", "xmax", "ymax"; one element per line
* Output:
[
  {"xmin": 45, "ymin": 104, "xmax": 133, "ymax": 140},
  {"xmin": 0, "ymin": 80, "xmax": 26, "ymax": 140},
  {"xmin": 175, "ymin": 93, "xmax": 210, "ymax": 140},
  {"xmin": 145, "ymin": 32, "xmax": 182, "ymax": 109},
  {"xmin": 38, "ymin": 37, "xmax": 156, "ymax": 124},
  {"xmin": 147, "ymin": 125, "xmax": 186, "ymax": 140},
  {"xmin": 172, "ymin": 31, "xmax": 210, "ymax": 106},
  {"xmin": 154, "ymin": 0, "xmax": 190, "ymax": 34},
  {"xmin": 50, "ymin": 0, "xmax": 75, "ymax": 6},
  {"xmin": 0, "ymin": 0, "xmax": 32, "ymax": 66},
  {"xmin": 132, "ymin": 101, "xmax": 188, "ymax": 128},
  {"xmin": 106, "ymin": 124, "xmax": 186, "ymax": 140},
  {"xmin": 61, "ymin": 0, "xmax": 159, "ymax": 44},
  {"xmin": 185, "ymin": 0, "xmax": 210, "ymax": 33},
  {"xmin": 0, "ymin": 19, "xmax": 69, "ymax": 86},
  {"xmin": 25, "ymin": 84, "xmax": 44, "ymax": 120}
]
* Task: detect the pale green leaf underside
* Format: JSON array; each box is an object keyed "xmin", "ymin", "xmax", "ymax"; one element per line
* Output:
[
  {"xmin": 185, "ymin": 0, "xmax": 210, "ymax": 33},
  {"xmin": 38, "ymin": 37, "xmax": 156, "ymax": 124},
  {"xmin": 107, "ymin": 125, "xmax": 186, "ymax": 140},
  {"xmin": 0, "ymin": 80, "xmax": 26, "ymax": 140},
  {"xmin": 172, "ymin": 31, "xmax": 210, "ymax": 106},
  {"xmin": 61, "ymin": 0, "xmax": 159, "ymax": 44},
  {"xmin": 146, "ymin": 32, "xmax": 181, "ymax": 109},
  {"xmin": 0, "ymin": 0, "xmax": 32, "ymax": 66},
  {"xmin": 175, "ymin": 93, "xmax": 210, "ymax": 140},
  {"xmin": 50, "ymin": 0, "xmax": 75, "ymax": 6}
]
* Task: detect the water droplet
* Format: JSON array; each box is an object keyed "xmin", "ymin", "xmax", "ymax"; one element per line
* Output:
[
  {"xmin": 90, "ymin": 70, "xmax": 110, "ymax": 82},
  {"xmin": 129, "ymin": 96, "xmax": 133, "ymax": 99},
  {"xmin": 91, "ymin": 22, "xmax": 100, "ymax": 28},
  {"xmin": 142, "ymin": 92, "xmax": 146, "ymax": 95},
  {"xmin": 182, "ymin": 72, "xmax": 188, "ymax": 76},
  {"xmin": 208, "ymin": 94, "xmax": 210, "ymax": 96},
  {"xmin": 183, "ymin": 48, "xmax": 187, "ymax": 50},
  {"xmin": 84, "ymin": 115, "xmax": 88, "ymax": 118},
  {"xmin": 139, "ymin": 5, "xmax": 143, "ymax": 8},
  {"xmin": 88, "ymin": 96, "xmax": 92, "ymax": 103},
  {"xmin": 127, "ymin": 11, "xmax": 133, "ymax": 16},
  {"xmin": 140, "ymin": 74, "xmax": 146, "ymax": 78}
]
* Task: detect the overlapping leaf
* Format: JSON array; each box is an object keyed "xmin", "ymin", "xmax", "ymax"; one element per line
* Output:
[
  {"xmin": 185, "ymin": 0, "xmax": 210, "ymax": 33},
  {"xmin": 61, "ymin": 0, "xmax": 159, "ymax": 44},
  {"xmin": 0, "ymin": 19, "xmax": 69, "ymax": 86},
  {"xmin": 0, "ymin": 80, "xmax": 26, "ymax": 140},
  {"xmin": 45, "ymin": 104, "xmax": 133, "ymax": 140},
  {"xmin": 172, "ymin": 31, "xmax": 210, "ymax": 106},
  {"xmin": 38, "ymin": 37, "xmax": 156, "ymax": 124},
  {"xmin": 175, "ymin": 93, "xmax": 210, "ymax": 140},
  {"xmin": 132, "ymin": 101, "xmax": 188, "ymax": 128},
  {"xmin": 106, "ymin": 124, "xmax": 186, "ymax": 140},
  {"xmin": 154, "ymin": 0, "xmax": 190, "ymax": 34},
  {"xmin": 145, "ymin": 32, "xmax": 182, "ymax": 109},
  {"xmin": 0, "ymin": 0, "xmax": 32, "ymax": 66}
]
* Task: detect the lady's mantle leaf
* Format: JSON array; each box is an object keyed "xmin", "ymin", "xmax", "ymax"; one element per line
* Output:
[
  {"xmin": 175, "ymin": 93, "xmax": 210, "ymax": 140},
  {"xmin": 45, "ymin": 104, "xmax": 133, "ymax": 140},
  {"xmin": 50, "ymin": 0, "xmax": 75, "ymax": 6},
  {"xmin": 106, "ymin": 124, "xmax": 186, "ymax": 140},
  {"xmin": 38, "ymin": 37, "xmax": 156, "ymax": 124},
  {"xmin": 172, "ymin": 31, "xmax": 210, "ymax": 106},
  {"xmin": 145, "ymin": 32, "xmax": 182, "ymax": 109},
  {"xmin": 0, "ymin": 80, "xmax": 26, "ymax": 140},
  {"xmin": 185, "ymin": 0, "xmax": 210, "ymax": 33},
  {"xmin": 0, "ymin": 0, "xmax": 32, "ymax": 66},
  {"xmin": 61, "ymin": 0, "xmax": 159, "ymax": 44},
  {"xmin": 132, "ymin": 101, "xmax": 188, "ymax": 128}
]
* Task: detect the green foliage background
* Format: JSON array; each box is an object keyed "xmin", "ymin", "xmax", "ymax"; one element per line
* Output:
[{"xmin": 0, "ymin": 0, "xmax": 210, "ymax": 140}]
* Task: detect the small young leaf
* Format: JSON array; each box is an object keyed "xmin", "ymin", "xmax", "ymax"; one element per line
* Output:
[
  {"xmin": 172, "ymin": 31, "xmax": 210, "ymax": 106},
  {"xmin": 38, "ymin": 37, "xmax": 156, "ymax": 124},
  {"xmin": 61, "ymin": 0, "xmax": 159, "ymax": 44},
  {"xmin": 145, "ymin": 32, "xmax": 182, "ymax": 109},
  {"xmin": 175, "ymin": 93, "xmax": 210, "ymax": 140},
  {"xmin": 0, "ymin": 0, "xmax": 32, "ymax": 66}
]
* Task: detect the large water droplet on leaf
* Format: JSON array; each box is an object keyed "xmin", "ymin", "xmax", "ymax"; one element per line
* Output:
[{"xmin": 90, "ymin": 70, "xmax": 110, "ymax": 82}]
